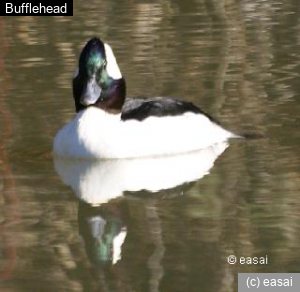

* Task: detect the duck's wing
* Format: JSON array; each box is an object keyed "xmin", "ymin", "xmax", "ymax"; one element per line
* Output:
[{"xmin": 121, "ymin": 97, "xmax": 218, "ymax": 123}]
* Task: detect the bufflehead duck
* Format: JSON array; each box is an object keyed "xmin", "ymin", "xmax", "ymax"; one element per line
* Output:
[{"xmin": 53, "ymin": 38, "xmax": 239, "ymax": 159}]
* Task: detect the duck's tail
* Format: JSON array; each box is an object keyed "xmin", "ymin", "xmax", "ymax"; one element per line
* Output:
[{"xmin": 230, "ymin": 133, "xmax": 264, "ymax": 140}]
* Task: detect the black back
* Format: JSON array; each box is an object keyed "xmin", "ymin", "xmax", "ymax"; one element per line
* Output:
[{"xmin": 121, "ymin": 97, "xmax": 219, "ymax": 123}]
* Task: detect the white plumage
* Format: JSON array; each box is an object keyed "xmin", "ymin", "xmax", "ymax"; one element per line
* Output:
[
  {"xmin": 104, "ymin": 43, "xmax": 122, "ymax": 79},
  {"xmin": 53, "ymin": 106, "xmax": 235, "ymax": 159}
]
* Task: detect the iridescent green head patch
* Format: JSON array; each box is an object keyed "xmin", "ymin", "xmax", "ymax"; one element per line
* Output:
[
  {"xmin": 86, "ymin": 53, "xmax": 106, "ymax": 78},
  {"xmin": 79, "ymin": 38, "xmax": 106, "ymax": 78}
]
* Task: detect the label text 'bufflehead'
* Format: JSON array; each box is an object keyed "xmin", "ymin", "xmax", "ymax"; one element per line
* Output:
[{"xmin": 2, "ymin": 1, "xmax": 73, "ymax": 15}]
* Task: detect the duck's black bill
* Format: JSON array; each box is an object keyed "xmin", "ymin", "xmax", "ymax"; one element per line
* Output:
[{"xmin": 80, "ymin": 77, "xmax": 102, "ymax": 106}]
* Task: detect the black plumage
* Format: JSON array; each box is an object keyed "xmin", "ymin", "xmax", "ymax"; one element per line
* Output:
[{"xmin": 121, "ymin": 97, "xmax": 219, "ymax": 123}]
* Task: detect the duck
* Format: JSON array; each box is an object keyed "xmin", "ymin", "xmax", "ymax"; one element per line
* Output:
[{"xmin": 53, "ymin": 37, "xmax": 240, "ymax": 159}]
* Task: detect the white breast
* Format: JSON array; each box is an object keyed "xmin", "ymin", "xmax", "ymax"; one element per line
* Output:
[{"xmin": 53, "ymin": 107, "xmax": 235, "ymax": 159}]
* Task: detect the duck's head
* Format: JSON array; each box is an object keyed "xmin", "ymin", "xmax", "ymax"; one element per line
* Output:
[{"xmin": 73, "ymin": 38, "xmax": 126, "ymax": 113}]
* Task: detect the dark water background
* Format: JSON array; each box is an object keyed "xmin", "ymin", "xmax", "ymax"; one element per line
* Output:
[{"xmin": 1, "ymin": 0, "xmax": 300, "ymax": 291}]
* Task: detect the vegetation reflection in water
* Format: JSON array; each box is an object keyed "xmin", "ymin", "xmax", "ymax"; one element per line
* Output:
[{"xmin": 0, "ymin": 0, "xmax": 300, "ymax": 291}]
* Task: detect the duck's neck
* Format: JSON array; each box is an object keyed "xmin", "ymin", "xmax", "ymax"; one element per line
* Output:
[
  {"xmin": 73, "ymin": 77, "xmax": 126, "ymax": 114},
  {"xmin": 97, "ymin": 77, "xmax": 126, "ymax": 114}
]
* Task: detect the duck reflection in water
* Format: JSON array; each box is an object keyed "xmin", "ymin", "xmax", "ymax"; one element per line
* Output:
[
  {"xmin": 78, "ymin": 201, "xmax": 127, "ymax": 266},
  {"xmin": 54, "ymin": 142, "xmax": 228, "ymax": 267}
]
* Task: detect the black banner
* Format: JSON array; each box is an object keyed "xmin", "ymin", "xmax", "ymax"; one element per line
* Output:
[{"xmin": 1, "ymin": 0, "xmax": 73, "ymax": 16}]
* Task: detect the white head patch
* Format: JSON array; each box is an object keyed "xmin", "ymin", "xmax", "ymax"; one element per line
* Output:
[{"xmin": 104, "ymin": 43, "xmax": 122, "ymax": 80}]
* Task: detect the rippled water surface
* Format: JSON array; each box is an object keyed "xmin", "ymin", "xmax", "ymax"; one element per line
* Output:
[{"xmin": 1, "ymin": 1, "xmax": 300, "ymax": 291}]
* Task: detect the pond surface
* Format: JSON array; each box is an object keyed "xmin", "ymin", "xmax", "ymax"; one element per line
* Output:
[{"xmin": 1, "ymin": 0, "xmax": 300, "ymax": 291}]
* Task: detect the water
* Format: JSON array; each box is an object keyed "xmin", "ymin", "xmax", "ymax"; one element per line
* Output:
[{"xmin": 1, "ymin": 0, "xmax": 300, "ymax": 291}]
